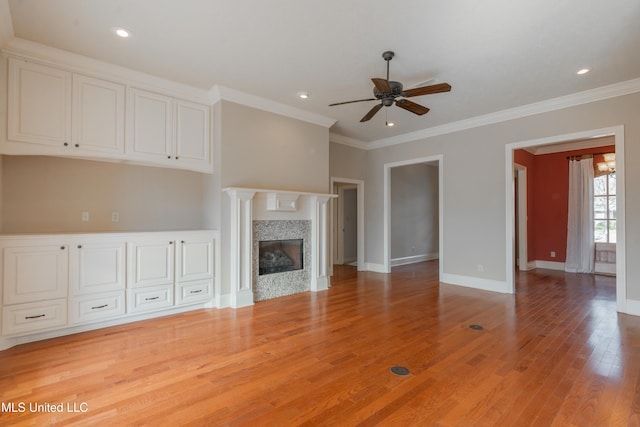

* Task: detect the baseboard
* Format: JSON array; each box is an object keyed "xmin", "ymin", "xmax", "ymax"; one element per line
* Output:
[
  {"xmin": 441, "ymin": 273, "xmax": 510, "ymax": 294},
  {"xmin": 366, "ymin": 262, "xmax": 388, "ymax": 273},
  {"xmin": 595, "ymin": 262, "xmax": 616, "ymax": 275},
  {"xmin": 532, "ymin": 260, "xmax": 566, "ymax": 271},
  {"xmin": 391, "ymin": 253, "xmax": 439, "ymax": 267},
  {"xmin": 231, "ymin": 290, "xmax": 254, "ymax": 308},
  {"xmin": 216, "ymin": 293, "xmax": 231, "ymax": 308},
  {"xmin": 623, "ymin": 299, "xmax": 640, "ymax": 316}
]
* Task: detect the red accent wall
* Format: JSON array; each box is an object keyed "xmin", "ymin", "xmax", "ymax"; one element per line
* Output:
[{"xmin": 514, "ymin": 145, "xmax": 614, "ymax": 263}]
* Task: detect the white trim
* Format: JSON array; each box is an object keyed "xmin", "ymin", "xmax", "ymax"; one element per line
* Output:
[
  {"xmin": 330, "ymin": 177, "xmax": 365, "ymax": 272},
  {"xmin": 505, "ymin": 125, "xmax": 627, "ymax": 313},
  {"xmin": 0, "ymin": 0, "xmax": 14, "ymax": 48},
  {"xmin": 595, "ymin": 263, "xmax": 616, "ymax": 275},
  {"xmin": 329, "ymin": 133, "xmax": 369, "ymax": 150},
  {"xmin": 383, "ymin": 155, "xmax": 443, "ymax": 281},
  {"xmin": 623, "ymin": 299, "xmax": 640, "ymax": 316},
  {"xmin": 216, "ymin": 293, "xmax": 231, "ymax": 309},
  {"xmin": 391, "ymin": 253, "xmax": 439, "ymax": 267},
  {"xmin": 526, "ymin": 136, "xmax": 614, "ymax": 155},
  {"xmin": 514, "ymin": 164, "xmax": 528, "ymax": 272},
  {"xmin": 365, "ymin": 263, "xmax": 387, "ymax": 273},
  {"xmin": 532, "ymin": 260, "xmax": 566, "ymax": 271},
  {"xmin": 441, "ymin": 273, "xmax": 510, "ymax": 294},
  {"xmin": 368, "ymin": 79, "xmax": 640, "ymax": 149},
  {"xmin": 212, "ymin": 85, "xmax": 336, "ymax": 128}
]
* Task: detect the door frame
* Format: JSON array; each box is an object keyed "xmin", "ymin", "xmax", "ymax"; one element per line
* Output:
[
  {"xmin": 505, "ymin": 125, "xmax": 626, "ymax": 312},
  {"xmin": 330, "ymin": 177, "xmax": 365, "ymax": 273},
  {"xmin": 514, "ymin": 163, "xmax": 530, "ymax": 271},
  {"xmin": 383, "ymin": 155, "xmax": 443, "ymax": 280}
]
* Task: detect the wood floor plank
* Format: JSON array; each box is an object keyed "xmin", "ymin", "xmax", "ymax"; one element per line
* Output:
[{"xmin": 1, "ymin": 261, "xmax": 639, "ymax": 426}]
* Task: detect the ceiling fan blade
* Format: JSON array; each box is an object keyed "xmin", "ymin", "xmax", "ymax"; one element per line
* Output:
[
  {"xmin": 402, "ymin": 82, "xmax": 452, "ymax": 98},
  {"xmin": 329, "ymin": 98, "xmax": 377, "ymax": 106},
  {"xmin": 372, "ymin": 78, "xmax": 392, "ymax": 93},
  {"xmin": 360, "ymin": 103, "xmax": 383, "ymax": 122},
  {"xmin": 396, "ymin": 99, "xmax": 430, "ymax": 116}
]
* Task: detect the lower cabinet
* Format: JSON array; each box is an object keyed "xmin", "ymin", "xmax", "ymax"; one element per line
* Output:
[{"xmin": 0, "ymin": 230, "xmax": 218, "ymax": 347}]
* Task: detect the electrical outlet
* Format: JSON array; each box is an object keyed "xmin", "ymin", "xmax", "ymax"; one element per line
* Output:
[
  {"xmin": 111, "ymin": 212, "xmax": 119, "ymax": 223},
  {"xmin": 477, "ymin": 264, "xmax": 484, "ymax": 272},
  {"xmin": 550, "ymin": 251, "xmax": 556, "ymax": 258},
  {"xmin": 81, "ymin": 211, "xmax": 89, "ymax": 221}
]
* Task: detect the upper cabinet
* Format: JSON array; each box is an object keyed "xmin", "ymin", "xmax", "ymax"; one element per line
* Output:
[
  {"xmin": 127, "ymin": 88, "xmax": 211, "ymax": 173},
  {"xmin": 4, "ymin": 57, "xmax": 213, "ymax": 174},
  {"xmin": 8, "ymin": 58, "xmax": 72, "ymax": 147},
  {"xmin": 72, "ymin": 74, "xmax": 125, "ymax": 155}
]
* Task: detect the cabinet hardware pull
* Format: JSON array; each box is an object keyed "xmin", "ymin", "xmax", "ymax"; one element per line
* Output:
[
  {"xmin": 91, "ymin": 304, "xmax": 108, "ymax": 310},
  {"xmin": 190, "ymin": 289, "xmax": 203, "ymax": 294},
  {"xmin": 60, "ymin": 246, "xmax": 66, "ymax": 250},
  {"xmin": 78, "ymin": 245, "xmax": 82, "ymax": 249},
  {"xmin": 167, "ymin": 155, "xmax": 171, "ymax": 159},
  {"xmin": 64, "ymin": 142, "xmax": 68, "ymax": 146},
  {"xmin": 169, "ymin": 241, "xmax": 173, "ymax": 245},
  {"xmin": 75, "ymin": 144, "xmax": 79, "ymax": 148},
  {"xmin": 145, "ymin": 296, "xmax": 160, "ymax": 301},
  {"xmin": 175, "ymin": 156, "xmax": 179, "ymax": 160},
  {"xmin": 181, "ymin": 240, "xmax": 185, "ymax": 244},
  {"xmin": 25, "ymin": 314, "xmax": 45, "ymax": 319}
]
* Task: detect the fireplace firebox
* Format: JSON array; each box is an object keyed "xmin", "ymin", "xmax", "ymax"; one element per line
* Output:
[{"xmin": 258, "ymin": 239, "xmax": 304, "ymax": 275}]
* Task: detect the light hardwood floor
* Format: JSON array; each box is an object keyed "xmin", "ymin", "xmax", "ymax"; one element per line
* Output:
[{"xmin": 1, "ymin": 261, "xmax": 639, "ymax": 426}]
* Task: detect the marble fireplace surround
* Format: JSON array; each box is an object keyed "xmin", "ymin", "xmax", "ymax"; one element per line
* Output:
[{"xmin": 223, "ymin": 187, "xmax": 336, "ymax": 307}]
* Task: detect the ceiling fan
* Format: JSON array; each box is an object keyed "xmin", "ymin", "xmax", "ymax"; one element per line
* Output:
[{"xmin": 329, "ymin": 51, "xmax": 452, "ymax": 122}]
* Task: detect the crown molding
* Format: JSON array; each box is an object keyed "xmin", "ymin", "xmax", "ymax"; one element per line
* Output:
[
  {"xmin": 525, "ymin": 135, "xmax": 615, "ymax": 155},
  {"xmin": 329, "ymin": 133, "xmax": 368, "ymax": 150},
  {"xmin": 210, "ymin": 85, "xmax": 336, "ymax": 128},
  {"xmin": 366, "ymin": 77, "xmax": 640, "ymax": 150}
]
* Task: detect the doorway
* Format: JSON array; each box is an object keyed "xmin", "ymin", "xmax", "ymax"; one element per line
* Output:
[
  {"xmin": 505, "ymin": 126, "xmax": 626, "ymax": 312},
  {"xmin": 330, "ymin": 177, "xmax": 365, "ymax": 274},
  {"xmin": 383, "ymin": 155, "xmax": 443, "ymax": 280}
]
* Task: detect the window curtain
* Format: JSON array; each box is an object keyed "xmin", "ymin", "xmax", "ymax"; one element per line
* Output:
[{"xmin": 565, "ymin": 158, "xmax": 595, "ymax": 273}]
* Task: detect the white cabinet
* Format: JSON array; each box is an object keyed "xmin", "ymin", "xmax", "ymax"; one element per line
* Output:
[
  {"xmin": 128, "ymin": 239, "xmax": 175, "ymax": 288},
  {"xmin": 0, "ymin": 230, "xmax": 218, "ymax": 346},
  {"xmin": 68, "ymin": 239, "xmax": 126, "ymax": 324},
  {"xmin": 127, "ymin": 88, "xmax": 211, "ymax": 172},
  {"xmin": 72, "ymin": 74, "xmax": 125, "ymax": 154},
  {"xmin": 175, "ymin": 237, "xmax": 214, "ymax": 305},
  {"xmin": 6, "ymin": 58, "xmax": 125, "ymax": 159},
  {"xmin": 3, "ymin": 243, "xmax": 69, "ymax": 305},
  {"xmin": 8, "ymin": 58, "xmax": 72, "ymax": 147}
]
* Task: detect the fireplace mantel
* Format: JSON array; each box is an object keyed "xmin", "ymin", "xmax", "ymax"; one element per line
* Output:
[{"xmin": 223, "ymin": 187, "xmax": 337, "ymax": 307}]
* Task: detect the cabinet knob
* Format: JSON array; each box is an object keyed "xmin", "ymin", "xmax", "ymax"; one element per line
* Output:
[
  {"xmin": 169, "ymin": 241, "xmax": 173, "ymax": 245},
  {"xmin": 63, "ymin": 143, "xmax": 68, "ymax": 147},
  {"xmin": 175, "ymin": 156, "xmax": 179, "ymax": 160},
  {"xmin": 77, "ymin": 245, "xmax": 82, "ymax": 249},
  {"xmin": 60, "ymin": 246, "xmax": 66, "ymax": 250},
  {"xmin": 75, "ymin": 144, "xmax": 79, "ymax": 148},
  {"xmin": 181, "ymin": 240, "xmax": 185, "ymax": 244},
  {"xmin": 167, "ymin": 155, "xmax": 172, "ymax": 159}
]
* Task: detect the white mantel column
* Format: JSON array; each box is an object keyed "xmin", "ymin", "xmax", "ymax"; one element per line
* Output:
[
  {"xmin": 311, "ymin": 195, "xmax": 331, "ymax": 292},
  {"xmin": 226, "ymin": 189, "xmax": 256, "ymax": 307}
]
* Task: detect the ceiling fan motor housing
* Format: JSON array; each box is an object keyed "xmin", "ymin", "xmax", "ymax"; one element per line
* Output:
[{"xmin": 373, "ymin": 81, "xmax": 404, "ymax": 101}]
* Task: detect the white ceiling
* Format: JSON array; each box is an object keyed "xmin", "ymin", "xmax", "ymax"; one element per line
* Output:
[{"xmin": 4, "ymin": 0, "xmax": 640, "ymax": 145}]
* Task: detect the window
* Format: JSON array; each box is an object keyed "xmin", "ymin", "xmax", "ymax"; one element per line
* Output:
[{"xmin": 594, "ymin": 172, "xmax": 616, "ymax": 243}]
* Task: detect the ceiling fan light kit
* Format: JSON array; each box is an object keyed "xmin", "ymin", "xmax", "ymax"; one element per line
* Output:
[{"xmin": 329, "ymin": 51, "xmax": 451, "ymax": 123}]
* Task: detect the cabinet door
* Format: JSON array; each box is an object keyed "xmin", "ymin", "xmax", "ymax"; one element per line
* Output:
[
  {"xmin": 174, "ymin": 100, "xmax": 211, "ymax": 172},
  {"xmin": 3, "ymin": 244, "xmax": 69, "ymax": 305},
  {"xmin": 72, "ymin": 75, "xmax": 125, "ymax": 154},
  {"xmin": 127, "ymin": 88, "xmax": 173, "ymax": 164},
  {"xmin": 128, "ymin": 240, "xmax": 175, "ymax": 288},
  {"xmin": 7, "ymin": 58, "xmax": 72, "ymax": 147},
  {"xmin": 70, "ymin": 241, "xmax": 126, "ymax": 295},
  {"xmin": 176, "ymin": 238, "xmax": 214, "ymax": 283}
]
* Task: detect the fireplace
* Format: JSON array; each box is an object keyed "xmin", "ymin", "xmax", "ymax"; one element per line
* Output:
[{"xmin": 259, "ymin": 239, "xmax": 303, "ymax": 275}]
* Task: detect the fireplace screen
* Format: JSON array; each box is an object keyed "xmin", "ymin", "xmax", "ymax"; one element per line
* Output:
[{"xmin": 258, "ymin": 239, "xmax": 304, "ymax": 275}]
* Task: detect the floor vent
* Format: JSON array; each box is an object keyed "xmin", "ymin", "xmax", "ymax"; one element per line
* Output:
[{"xmin": 390, "ymin": 366, "xmax": 410, "ymax": 376}]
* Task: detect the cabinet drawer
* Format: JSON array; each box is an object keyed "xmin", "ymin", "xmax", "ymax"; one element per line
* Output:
[
  {"xmin": 176, "ymin": 279, "xmax": 212, "ymax": 305},
  {"xmin": 2, "ymin": 299, "xmax": 67, "ymax": 336},
  {"xmin": 128, "ymin": 285, "xmax": 174, "ymax": 314},
  {"xmin": 70, "ymin": 291, "xmax": 125, "ymax": 324}
]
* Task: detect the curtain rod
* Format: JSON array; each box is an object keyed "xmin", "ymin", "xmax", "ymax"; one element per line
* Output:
[{"xmin": 566, "ymin": 151, "xmax": 614, "ymax": 160}]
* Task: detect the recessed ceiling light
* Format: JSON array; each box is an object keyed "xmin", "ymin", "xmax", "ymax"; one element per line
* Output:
[
  {"xmin": 112, "ymin": 27, "xmax": 131, "ymax": 38},
  {"xmin": 297, "ymin": 91, "xmax": 310, "ymax": 99},
  {"xmin": 577, "ymin": 68, "xmax": 590, "ymax": 75}
]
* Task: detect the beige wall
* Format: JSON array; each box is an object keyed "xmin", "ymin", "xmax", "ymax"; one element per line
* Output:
[
  {"xmin": 365, "ymin": 92, "xmax": 640, "ymax": 300},
  {"xmin": 329, "ymin": 141, "xmax": 367, "ymax": 182},
  {"xmin": 2, "ymin": 156, "xmax": 205, "ymax": 232},
  {"xmin": 220, "ymin": 101, "xmax": 330, "ymax": 193}
]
